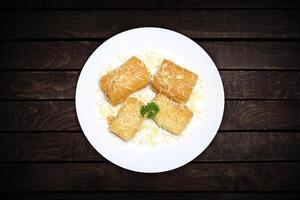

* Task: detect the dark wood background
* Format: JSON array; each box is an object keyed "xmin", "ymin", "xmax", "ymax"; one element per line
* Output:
[{"xmin": 1, "ymin": 0, "xmax": 300, "ymax": 199}]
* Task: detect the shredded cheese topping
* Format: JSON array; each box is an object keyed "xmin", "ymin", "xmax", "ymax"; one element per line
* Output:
[
  {"xmin": 113, "ymin": 99, "xmax": 143, "ymax": 133},
  {"xmin": 153, "ymin": 60, "xmax": 197, "ymax": 101},
  {"xmin": 96, "ymin": 51, "xmax": 206, "ymax": 148},
  {"xmin": 101, "ymin": 57, "xmax": 150, "ymax": 102}
]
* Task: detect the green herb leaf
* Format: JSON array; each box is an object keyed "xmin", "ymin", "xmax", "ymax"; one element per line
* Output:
[
  {"xmin": 140, "ymin": 105, "xmax": 147, "ymax": 117},
  {"xmin": 140, "ymin": 102, "xmax": 160, "ymax": 119}
]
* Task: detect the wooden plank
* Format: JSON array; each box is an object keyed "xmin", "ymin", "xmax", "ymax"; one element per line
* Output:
[
  {"xmin": 0, "ymin": 100, "xmax": 299, "ymax": 131},
  {"xmin": 0, "ymin": 101, "xmax": 80, "ymax": 131},
  {"xmin": 0, "ymin": 162, "xmax": 299, "ymax": 191},
  {"xmin": 1, "ymin": 71, "xmax": 299, "ymax": 100},
  {"xmin": 0, "ymin": 72, "xmax": 78, "ymax": 99},
  {"xmin": 1, "ymin": 10, "xmax": 299, "ymax": 39},
  {"xmin": 0, "ymin": 41, "xmax": 98, "ymax": 70},
  {"xmin": 1, "ymin": 192, "xmax": 300, "ymax": 200},
  {"xmin": 1, "ymin": 41, "xmax": 300, "ymax": 70},
  {"xmin": 221, "ymin": 71, "xmax": 300, "ymax": 99},
  {"xmin": 1, "ymin": 0, "xmax": 300, "ymax": 9},
  {"xmin": 221, "ymin": 100, "xmax": 300, "ymax": 130},
  {"xmin": 203, "ymin": 42, "xmax": 300, "ymax": 70},
  {"xmin": 0, "ymin": 132, "xmax": 299, "ymax": 162}
]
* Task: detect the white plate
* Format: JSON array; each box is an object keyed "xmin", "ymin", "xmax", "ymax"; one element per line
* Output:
[{"xmin": 75, "ymin": 27, "xmax": 224, "ymax": 173}]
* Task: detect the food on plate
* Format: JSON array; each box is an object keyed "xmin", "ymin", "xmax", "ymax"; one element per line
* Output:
[
  {"xmin": 108, "ymin": 97, "xmax": 144, "ymax": 141},
  {"xmin": 151, "ymin": 59, "xmax": 198, "ymax": 103},
  {"xmin": 100, "ymin": 56, "xmax": 151, "ymax": 105},
  {"xmin": 100, "ymin": 56, "xmax": 199, "ymax": 141},
  {"xmin": 152, "ymin": 94, "xmax": 193, "ymax": 135}
]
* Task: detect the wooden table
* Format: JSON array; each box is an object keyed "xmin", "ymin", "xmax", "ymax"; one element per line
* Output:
[{"xmin": 0, "ymin": 0, "xmax": 300, "ymax": 199}]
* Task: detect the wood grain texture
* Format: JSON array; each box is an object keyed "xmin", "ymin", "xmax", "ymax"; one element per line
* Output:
[
  {"xmin": 221, "ymin": 100, "xmax": 300, "ymax": 130},
  {"xmin": 1, "ymin": 0, "xmax": 300, "ymax": 9},
  {"xmin": 221, "ymin": 71, "xmax": 300, "ymax": 99},
  {"xmin": 1, "ymin": 10, "xmax": 299, "ymax": 39},
  {"xmin": 0, "ymin": 132, "xmax": 299, "ymax": 162},
  {"xmin": 0, "ymin": 162, "xmax": 300, "ymax": 191},
  {"xmin": 0, "ymin": 101, "xmax": 79, "ymax": 131},
  {"xmin": 0, "ymin": 72, "xmax": 79, "ymax": 99},
  {"xmin": 0, "ymin": 100, "xmax": 299, "ymax": 131},
  {"xmin": 203, "ymin": 42, "xmax": 300, "ymax": 70},
  {"xmin": 0, "ymin": 41, "xmax": 98, "ymax": 70},
  {"xmin": 1, "ymin": 41, "xmax": 300, "ymax": 70},
  {"xmin": 1, "ymin": 192, "xmax": 300, "ymax": 200}
]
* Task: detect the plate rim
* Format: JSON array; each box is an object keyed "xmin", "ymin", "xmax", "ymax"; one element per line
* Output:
[{"xmin": 75, "ymin": 27, "xmax": 225, "ymax": 173}]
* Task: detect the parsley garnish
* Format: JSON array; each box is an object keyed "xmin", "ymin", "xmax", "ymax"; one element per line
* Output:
[{"xmin": 140, "ymin": 102, "xmax": 160, "ymax": 119}]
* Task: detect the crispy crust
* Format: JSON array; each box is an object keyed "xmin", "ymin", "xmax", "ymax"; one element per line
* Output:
[
  {"xmin": 100, "ymin": 56, "xmax": 150, "ymax": 105},
  {"xmin": 109, "ymin": 97, "xmax": 144, "ymax": 141},
  {"xmin": 152, "ymin": 94, "xmax": 193, "ymax": 135},
  {"xmin": 151, "ymin": 59, "xmax": 198, "ymax": 103}
]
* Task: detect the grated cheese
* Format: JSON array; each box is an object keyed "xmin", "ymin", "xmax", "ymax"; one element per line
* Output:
[{"xmin": 96, "ymin": 50, "xmax": 206, "ymax": 148}]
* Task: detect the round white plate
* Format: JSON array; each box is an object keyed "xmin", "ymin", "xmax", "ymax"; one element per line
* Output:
[{"xmin": 75, "ymin": 27, "xmax": 224, "ymax": 173}]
